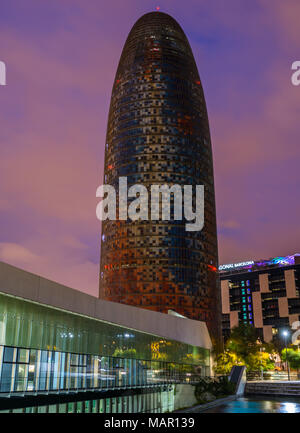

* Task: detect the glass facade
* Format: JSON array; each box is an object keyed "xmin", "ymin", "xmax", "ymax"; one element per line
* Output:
[
  {"xmin": 0, "ymin": 293, "xmax": 209, "ymax": 366},
  {"xmin": 0, "ymin": 291, "xmax": 210, "ymax": 412},
  {"xmin": 99, "ymin": 11, "xmax": 220, "ymax": 341},
  {"xmin": 0, "ymin": 343, "xmax": 204, "ymax": 394},
  {"xmin": 0, "ymin": 389, "xmax": 175, "ymax": 413}
]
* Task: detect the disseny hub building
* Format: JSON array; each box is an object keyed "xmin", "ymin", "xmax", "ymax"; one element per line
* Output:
[{"xmin": 0, "ymin": 261, "xmax": 211, "ymax": 413}]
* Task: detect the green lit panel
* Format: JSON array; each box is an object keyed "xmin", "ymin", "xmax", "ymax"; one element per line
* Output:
[{"xmin": 0, "ymin": 293, "xmax": 209, "ymax": 367}]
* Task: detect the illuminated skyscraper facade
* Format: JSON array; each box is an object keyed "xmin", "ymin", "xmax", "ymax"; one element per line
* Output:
[{"xmin": 99, "ymin": 12, "xmax": 220, "ymax": 340}]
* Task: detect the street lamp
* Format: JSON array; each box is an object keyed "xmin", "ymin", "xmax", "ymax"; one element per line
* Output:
[
  {"xmin": 282, "ymin": 330, "xmax": 290, "ymax": 381},
  {"xmin": 256, "ymin": 338, "xmax": 264, "ymax": 380}
]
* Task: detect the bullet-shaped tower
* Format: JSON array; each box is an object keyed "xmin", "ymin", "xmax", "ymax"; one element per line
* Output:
[{"xmin": 99, "ymin": 12, "xmax": 221, "ymax": 342}]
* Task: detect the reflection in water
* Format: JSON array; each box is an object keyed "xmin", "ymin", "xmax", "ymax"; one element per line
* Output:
[
  {"xmin": 202, "ymin": 397, "xmax": 300, "ymax": 413},
  {"xmin": 282, "ymin": 402, "xmax": 298, "ymax": 413}
]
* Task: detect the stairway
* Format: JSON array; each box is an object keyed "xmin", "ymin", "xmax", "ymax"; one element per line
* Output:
[{"xmin": 245, "ymin": 381, "xmax": 300, "ymax": 397}]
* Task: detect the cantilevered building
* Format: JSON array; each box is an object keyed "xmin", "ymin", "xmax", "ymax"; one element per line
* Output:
[
  {"xmin": 0, "ymin": 261, "xmax": 212, "ymax": 413},
  {"xmin": 99, "ymin": 12, "xmax": 220, "ymax": 340}
]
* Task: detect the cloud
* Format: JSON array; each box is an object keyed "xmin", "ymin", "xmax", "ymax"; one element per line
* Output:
[
  {"xmin": 271, "ymin": 0, "xmax": 300, "ymax": 47},
  {"xmin": 220, "ymin": 221, "xmax": 241, "ymax": 230},
  {"xmin": 0, "ymin": 242, "xmax": 40, "ymax": 264},
  {"xmin": 0, "ymin": 235, "xmax": 99, "ymax": 296},
  {"xmin": 0, "ymin": 0, "xmax": 299, "ymax": 292}
]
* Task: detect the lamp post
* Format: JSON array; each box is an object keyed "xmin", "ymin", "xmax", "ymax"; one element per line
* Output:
[
  {"xmin": 256, "ymin": 338, "xmax": 263, "ymax": 380},
  {"xmin": 282, "ymin": 330, "xmax": 290, "ymax": 381},
  {"xmin": 260, "ymin": 346, "xmax": 265, "ymax": 380}
]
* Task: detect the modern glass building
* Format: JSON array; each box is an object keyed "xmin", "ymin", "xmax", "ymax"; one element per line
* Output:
[
  {"xmin": 0, "ymin": 261, "xmax": 211, "ymax": 413},
  {"xmin": 99, "ymin": 11, "xmax": 220, "ymax": 341}
]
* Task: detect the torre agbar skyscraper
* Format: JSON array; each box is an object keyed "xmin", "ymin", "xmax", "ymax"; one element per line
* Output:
[{"xmin": 99, "ymin": 12, "xmax": 221, "ymax": 341}]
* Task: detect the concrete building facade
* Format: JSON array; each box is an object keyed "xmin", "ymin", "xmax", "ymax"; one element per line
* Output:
[{"xmin": 220, "ymin": 254, "xmax": 300, "ymax": 342}]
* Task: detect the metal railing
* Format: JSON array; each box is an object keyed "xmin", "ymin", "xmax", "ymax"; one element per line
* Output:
[{"xmin": 247, "ymin": 370, "xmax": 300, "ymax": 381}]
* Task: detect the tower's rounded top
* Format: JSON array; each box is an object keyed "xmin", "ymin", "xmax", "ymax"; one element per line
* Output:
[
  {"xmin": 129, "ymin": 11, "xmax": 186, "ymax": 38},
  {"xmin": 116, "ymin": 10, "xmax": 196, "ymax": 77}
]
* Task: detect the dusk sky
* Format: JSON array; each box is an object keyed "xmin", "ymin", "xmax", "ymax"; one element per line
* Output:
[{"xmin": 0, "ymin": 0, "xmax": 299, "ymax": 296}]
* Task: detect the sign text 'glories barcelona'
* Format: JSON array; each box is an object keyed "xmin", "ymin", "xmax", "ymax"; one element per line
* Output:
[{"xmin": 96, "ymin": 177, "xmax": 204, "ymax": 232}]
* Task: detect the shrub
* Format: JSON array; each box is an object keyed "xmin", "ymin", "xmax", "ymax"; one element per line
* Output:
[{"xmin": 194, "ymin": 376, "xmax": 235, "ymax": 403}]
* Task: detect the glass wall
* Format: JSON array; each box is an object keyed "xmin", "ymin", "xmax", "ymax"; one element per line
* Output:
[
  {"xmin": 0, "ymin": 290, "xmax": 210, "ymax": 414},
  {"xmin": 0, "ymin": 344, "xmax": 207, "ymax": 394},
  {"xmin": 0, "ymin": 388, "xmax": 175, "ymax": 413},
  {"xmin": 0, "ymin": 293, "xmax": 209, "ymax": 370}
]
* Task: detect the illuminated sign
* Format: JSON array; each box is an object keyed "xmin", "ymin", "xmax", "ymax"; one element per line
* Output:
[
  {"xmin": 219, "ymin": 261, "xmax": 254, "ymax": 271},
  {"xmin": 219, "ymin": 254, "xmax": 298, "ymax": 271}
]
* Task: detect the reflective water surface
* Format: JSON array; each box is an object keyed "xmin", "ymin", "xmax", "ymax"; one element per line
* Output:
[{"xmin": 202, "ymin": 397, "xmax": 300, "ymax": 413}]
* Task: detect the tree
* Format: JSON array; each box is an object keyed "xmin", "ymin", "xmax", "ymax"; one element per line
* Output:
[
  {"xmin": 112, "ymin": 348, "xmax": 136, "ymax": 358},
  {"xmin": 214, "ymin": 323, "xmax": 278, "ymax": 374},
  {"xmin": 225, "ymin": 323, "xmax": 259, "ymax": 359},
  {"xmin": 213, "ymin": 351, "xmax": 243, "ymax": 375},
  {"xmin": 246, "ymin": 351, "xmax": 274, "ymax": 372},
  {"xmin": 281, "ymin": 348, "xmax": 300, "ymax": 370}
]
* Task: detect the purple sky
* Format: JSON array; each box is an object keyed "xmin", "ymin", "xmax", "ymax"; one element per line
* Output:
[{"xmin": 0, "ymin": 0, "xmax": 299, "ymax": 296}]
